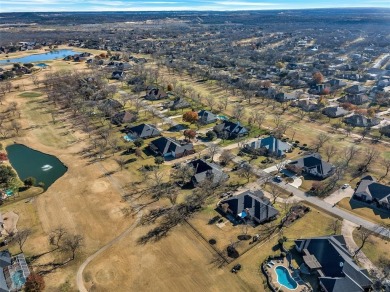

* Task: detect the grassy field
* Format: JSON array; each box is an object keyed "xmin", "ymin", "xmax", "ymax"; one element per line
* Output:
[
  {"xmin": 337, "ymin": 197, "xmax": 390, "ymax": 225},
  {"xmin": 18, "ymin": 91, "xmax": 43, "ymax": 98},
  {"xmin": 352, "ymin": 229, "xmax": 390, "ymax": 267}
]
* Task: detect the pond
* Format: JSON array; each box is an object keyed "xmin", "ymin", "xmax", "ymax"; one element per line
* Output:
[
  {"xmin": 6, "ymin": 144, "xmax": 67, "ymax": 190},
  {"xmin": 0, "ymin": 49, "xmax": 79, "ymax": 64}
]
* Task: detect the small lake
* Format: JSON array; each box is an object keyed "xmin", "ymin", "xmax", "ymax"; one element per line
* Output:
[
  {"xmin": 0, "ymin": 49, "xmax": 79, "ymax": 64},
  {"xmin": 6, "ymin": 144, "xmax": 67, "ymax": 190}
]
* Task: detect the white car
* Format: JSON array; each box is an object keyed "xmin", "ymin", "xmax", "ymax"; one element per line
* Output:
[{"xmin": 342, "ymin": 184, "xmax": 350, "ymax": 189}]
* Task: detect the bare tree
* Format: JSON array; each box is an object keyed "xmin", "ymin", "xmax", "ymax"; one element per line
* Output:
[
  {"xmin": 359, "ymin": 148, "xmax": 379, "ymax": 173},
  {"xmin": 114, "ymin": 157, "xmax": 127, "ymax": 171},
  {"xmin": 379, "ymin": 158, "xmax": 390, "ymax": 181},
  {"xmin": 13, "ymin": 229, "xmax": 32, "ymax": 253},
  {"xmin": 48, "ymin": 226, "xmax": 68, "ymax": 249},
  {"xmin": 313, "ymin": 133, "xmax": 330, "ymax": 152},
  {"xmin": 324, "ymin": 144, "xmax": 338, "ymax": 162},
  {"xmin": 251, "ymin": 111, "xmax": 266, "ymax": 130},
  {"xmin": 354, "ymin": 227, "xmax": 373, "ymax": 256},
  {"xmin": 205, "ymin": 95, "xmax": 216, "ymax": 111},
  {"xmin": 273, "ymin": 114, "xmax": 282, "ymax": 130},
  {"xmin": 220, "ymin": 95, "xmax": 229, "ymax": 110},
  {"xmin": 239, "ymin": 164, "xmax": 253, "ymax": 183},
  {"xmin": 170, "ymin": 164, "xmax": 195, "ymax": 185},
  {"xmin": 328, "ymin": 219, "xmax": 340, "ymax": 235},
  {"xmin": 207, "ymin": 143, "xmax": 220, "ymax": 162},
  {"xmin": 232, "ymin": 104, "xmax": 245, "ymax": 121},
  {"xmin": 11, "ymin": 120, "xmax": 22, "ymax": 136},
  {"xmin": 344, "ymin": 145, "xmax": 360, "ymax": 167},
  {"xmin": 219, "ymin": 150, "xmax": 234, "ymax": 166},
  {"xmin": 30, "ymin": 74, "xmax": 40, "ymax": 88},
  {"xmin": 108, "ymin": 138, "xmax": 119, "ymax": 155},
  {"xmin": 269, "ymin": 184, "xmax": 282, "ymax": 204},
  {"xmin": 63, "ymin": 234, "xmax": 84, "ymax": 260}
]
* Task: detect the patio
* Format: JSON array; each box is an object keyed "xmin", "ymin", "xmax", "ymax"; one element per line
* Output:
[{"xmin": 264, "ymin": 253, "xmax": 313, "ymax": 292}]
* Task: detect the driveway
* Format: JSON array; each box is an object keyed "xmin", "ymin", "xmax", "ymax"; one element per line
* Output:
[
  {"xmin": 341, "ymin": 219, "xmax": 378, "ymax": 273},
  {"xmin": 324, "ymin": 186, "xmax": 354, "ymax": 205},
  {"xmin": 288, "ymin": 177, "xmax": 302, "ymax": 188},
  {"xmin": 263, "ymin": 160, "xmax": 291, "ymax": 173}
]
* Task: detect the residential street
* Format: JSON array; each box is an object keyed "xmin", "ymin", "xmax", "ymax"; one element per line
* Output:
[
  {"xmin": 131, "ymin": 93, "xmax": 390, "ymax": 239},
  {"xmin": 272, "ymin": 181, "xmax": 390, "ymax": 238}
]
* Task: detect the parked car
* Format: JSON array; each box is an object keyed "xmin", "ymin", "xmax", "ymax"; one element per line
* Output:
[
  {"xmin": 342, "ymin": 183, "xmax": 350, "ymax": 189},
  {"xmin": 274, "ymin": 175, "xmax": 282, "ymax": 183},
  {"xmin": 231, "ymin": 264, "xmax": 242, "ymax": 273}
]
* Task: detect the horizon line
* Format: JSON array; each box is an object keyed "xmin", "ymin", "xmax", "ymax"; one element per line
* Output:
[{"xmin": 1, "ymin": 6, "xmax": 390, "ymax": 13}]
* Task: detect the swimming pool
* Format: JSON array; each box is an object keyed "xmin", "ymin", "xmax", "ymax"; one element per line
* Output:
[
  {"xmin": 275, "ymin": 266, "xmax": 298, "ymax": 290},
  {"xmin": 11, "ymin": 270, "xmax": 26, "ymax": 288},
  {"xmin": 217, "ymin": 115, "xmax": 229, "ymax": 121},
  {"xmin": 123, "ymin": 135, "xmax": 134, "ymax": 142}
]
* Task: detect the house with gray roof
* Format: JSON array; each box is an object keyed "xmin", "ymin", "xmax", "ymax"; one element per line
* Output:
[
  {"xmin": 351, "ymin": 176, "xmax": 390, "ymax": 211},
  {"xmin": 198, "ymin": 110, "xmax": 217, "ymax": 125},
  {"xmin": 127, "ymin": 123, "xmax": 160, "ymax": 139},
  {"xmin": 328, "ymin": 79, "xmax": 347, "ymax": 88},
  {"xmin": 322, "ymin": 106, "xmax": 349, "ymax": 118},
  {"xmin": 0, "ymin": 250, "xmax": 30, "ymax": 292},
  {"xmin": 338, "ymin": 94, "xmax": 369, "ymax": 105},
  {"xmin": 295, "ymin": 235, "xmax": 372, "ymax": 292},
  {"xmin": 149, "ymin": 136, "xmax": 194, "ymax": 159},
  {"xmin": 244, "ymin": 136, "xmax": 291, "ymax": 157},
  {"xmin": 145, "ymin": 88, "xmax": 168, "ymax": 100},
  {"xmin": 110, "ymin": 111, "xmax": 138, "ymax": 125},
  {"xmin": 274, "ymin": 92, "xmax": 297, "ymax": 102},
  {"xmin": 344, "ymin": 114, "xmax": 380, "ymax": 128},
  {"xmin": 286, "ymin": 153, "xmax": 335, "ymax": 179},
  {"xmin": 218, "ymin": 190, "xmax": 279, "ymax": 225},
  {"xmin": 213, "ymin": 121, "xmax": 248, "ymax": 139},
  {"xmin": 187, "ymin": 159, "xmax": 228, "ymax": 187},
  {"xmin": 293, "ymin": 99, "xmax": 321, "ymax": 112},
  {"xmin": 345, "ymin": 85, "xmax": 367, "ymax": 95},
  {"xmin": 164, "ymin": 97, "xmax": 190, "ymax": 110}
]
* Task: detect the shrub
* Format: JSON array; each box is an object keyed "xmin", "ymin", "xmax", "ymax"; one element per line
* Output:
[
  {"xmin": 25, "ymin": 272, "xmax": 45, "ymax": 292},
  {"xmin": 206, "ymin": 130, "xmax": 216, "ymax": 141},
  {"xmin": 24, "ymin": 177, "xmax": 36, "ymax": 188}
]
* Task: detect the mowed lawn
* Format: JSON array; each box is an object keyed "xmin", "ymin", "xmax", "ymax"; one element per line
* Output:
[
  {"xmin": 228, "ymin": 204, "xmax": 338, "ymax": 289},
  {"xmin": 337, "ymin": 197, "xmax": 390, "ymax": 225}
]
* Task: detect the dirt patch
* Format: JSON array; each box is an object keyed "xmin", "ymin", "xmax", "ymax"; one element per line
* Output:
[{"xmin": 1, "ymin": 211, "xmax": 19, "ymax": 235}]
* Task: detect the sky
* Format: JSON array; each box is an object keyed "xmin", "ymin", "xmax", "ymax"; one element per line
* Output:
[{"xmin": 0, "ymin": 0, "xmax": 389, "ymax": 13}]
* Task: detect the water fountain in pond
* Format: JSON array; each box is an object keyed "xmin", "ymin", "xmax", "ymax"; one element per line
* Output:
[{"xmin": 41, "ymin": 164, "xmax": 53, "ymax": 171}]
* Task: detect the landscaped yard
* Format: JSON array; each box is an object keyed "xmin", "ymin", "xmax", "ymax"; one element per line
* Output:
[
  {"xmin": 337, "ymin": 197, "xmax": 390, "ymax": 225},
  {"xmin": 353, "ymin": 229, "xmax": 390, "ymax": 267}
]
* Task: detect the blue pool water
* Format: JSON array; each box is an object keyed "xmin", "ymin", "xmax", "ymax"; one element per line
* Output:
[
  {"xmin": 123, "ymin": 135, "xmax": 135, "ymax": 142},
  {"xmin": 217, "ymin": 115, "xmax": 229, "ymax": 121},
  {"xmin": 275, "ymin": 266, "xmax": 298, "ymax": 290},
  {"xmin": 11, "ymin": 270, "xmax": 26, "ymax": 288},
  {"xmin": 0, "ymin": 49, "xmax": 79, "ymax": 64}
]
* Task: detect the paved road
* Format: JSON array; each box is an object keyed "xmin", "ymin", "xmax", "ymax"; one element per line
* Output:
[
  {"xmin": 272, "ymin": 181, "xmax": 390, "ymax": 238},
  {"xmin": 122, "ymin": 91, "xmax": 390, "ymax": 239}
]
